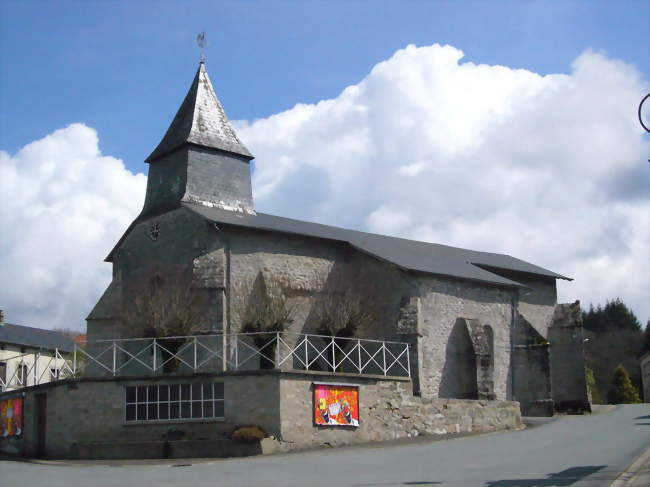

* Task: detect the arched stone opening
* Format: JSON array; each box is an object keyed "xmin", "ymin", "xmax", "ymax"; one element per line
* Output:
[{"xmin": 439, "ymin": 319, "xmax": 479, "ymax": 399}]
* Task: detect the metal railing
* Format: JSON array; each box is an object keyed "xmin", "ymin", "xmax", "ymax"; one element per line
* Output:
[
  {"xmin": 72, "ymin": 332, "xmax": 410, "ymax": 379},
  {"xmin": 0, "ymin": 349, "xmax": 75, "ymax": 391}
]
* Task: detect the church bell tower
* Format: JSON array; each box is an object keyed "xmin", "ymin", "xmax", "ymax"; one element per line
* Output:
[{"xmin": 141, "ymin": 62, "xmax": 255, "ymax": 216}]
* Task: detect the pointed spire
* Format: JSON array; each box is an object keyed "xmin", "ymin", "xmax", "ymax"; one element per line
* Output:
[{"xmin": 146, "ymin": 62, "xmax": 253, "ymax": 162}]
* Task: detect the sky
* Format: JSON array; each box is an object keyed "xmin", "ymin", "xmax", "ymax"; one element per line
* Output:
[{"xmin": 0, "ymin": 1, "xmax": 649, "ymax": 331}]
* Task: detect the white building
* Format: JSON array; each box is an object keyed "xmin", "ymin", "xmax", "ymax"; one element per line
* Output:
[{"xmin": 0, "ymin": 322, "xmax": 74, "ymax": 392}]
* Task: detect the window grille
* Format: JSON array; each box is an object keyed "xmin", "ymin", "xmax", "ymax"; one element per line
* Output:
[{"xmin": 125, "ymin": 382, "xmax": 224, "ymax": 422}]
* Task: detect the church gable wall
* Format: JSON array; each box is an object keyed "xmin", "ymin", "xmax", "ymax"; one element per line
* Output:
[{"xmin": 105, "ymin": 208, "xmax": 226, "ymax": 338}]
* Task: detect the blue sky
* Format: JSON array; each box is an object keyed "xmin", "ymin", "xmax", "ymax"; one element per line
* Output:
[
  {"xmin": 2, "ymin": 1, "xmax": 648, "ymax": 175},
  {"xmin": 1, "ymin": 1, "xmax": 649, "ymax": 330}
]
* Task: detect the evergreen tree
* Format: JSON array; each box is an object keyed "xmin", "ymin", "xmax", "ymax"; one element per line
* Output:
[
  {"xmin": 583, "ymin": 299, "xmax": 644, "ymax": 401},
  {"xmin": 608, "ymin": 365, "xmax": 641, "ymax": 404}
]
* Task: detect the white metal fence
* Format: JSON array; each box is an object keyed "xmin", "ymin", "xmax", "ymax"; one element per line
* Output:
[
  {"xmin": 74, "ymin": 332, "xmax": 410, "ymax": 379},
  {"xmin": 0, "ymin": 349, "xmax": 75, "ymax": 391},
  {"xmin": 0, "ymin": 333, "xmax": 410, "ymax": 390}
]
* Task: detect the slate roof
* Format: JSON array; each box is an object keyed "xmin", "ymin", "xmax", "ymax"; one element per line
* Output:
[
  {"xmin": 181, "ymin": 202, "xmax": 571, "ymax": 288},
  {"xmin": 145, "ymin": 62, "xmax": 253, "ymax": 162},
  {"xmin": 0, "ymin": 323, "xmax": 75, "ymax": 353}
]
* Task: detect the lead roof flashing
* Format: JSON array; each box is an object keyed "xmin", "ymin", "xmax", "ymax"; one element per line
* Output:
[{"xmin": 145, "ymin": 62, "xmax": 253, "ymax": 163}]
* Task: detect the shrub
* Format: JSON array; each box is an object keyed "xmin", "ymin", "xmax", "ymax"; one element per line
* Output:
[
  {"xmin": 608, "ymin": 365, "xmax": 641, "ymax": 404},
  {"xmin": 231, "ymin": 425, "xmax": 267, "ymax": 443}
]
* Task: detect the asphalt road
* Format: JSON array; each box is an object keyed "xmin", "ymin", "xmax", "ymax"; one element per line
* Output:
[{"xmin": 1, "ymin": 404, "xmax": 648, "ymax": 487}]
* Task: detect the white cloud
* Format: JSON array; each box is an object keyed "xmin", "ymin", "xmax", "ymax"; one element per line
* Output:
[
  {"xmin": 0, "ymin": 124, "xmax": 146, "ymax": 330},
  {"xmin": 1, "ymin": 44, "xmax": 648, "ymax": 332},
  {"xmin": 239, "ymin": 44, "xmax": 650, "ymax": 323}
]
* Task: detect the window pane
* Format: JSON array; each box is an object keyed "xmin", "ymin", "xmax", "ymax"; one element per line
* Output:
[
  {"xmin": 181, "ymin": 384, "xmax": 190, "ymax": 400},
  {"xmin": 126, "ymin": 404, "xmax": 136, "ymax": 421},
  {"xmin": 181, "ymin": 401, "xmax": 191, "ymax": 419},
  {"xmin": 170, "ymin": 384, "xmax": 180, "ymax": 401},
  {"xmin": 191, "ymin": 383, "xmax": 202, "ymax": 401},
  {"xmin": 214, "ymin": 382, "xmax": 224, "ymax": 399},
  {"xmin": 137, "ymin": 404, "xmax": 147, "ymax": 421},
  {"xmin": 148, "ymin": 404, "xmax": 158, "ymax": 421},
  {"xmin": 214, "ymin": 400, "xmax": 224, "ymax": 418},
  {"xmin": 137, "ymin": 386, "xmax": 147, "ymax": 403},
  {"xmin": 126, "ymin": 387, "xmax": 136, "ymax": 403},
  {"xmin": 159, "ymin": 385, "xmax": 169, "ymax": 401},
  {"xmin": 170, "ymin": 402, "xmax": 180, "ymax": 419},
  {"xmin": 159, "ymin": 403, "xmax": 169, "ymax": 420},
  {"xmin": 203, "ymin": 383, "xmax": 213, "ymax": 400},
  {"xmin": 191, "ymin": 401, "xmax": 202, "ymax": 419},
  {"xmin": 147, "ymin": 385, "xmax": 158, "ymax": 402},
  {"xmin": 203, "ymin": 401, "xmax": 214, "ymax": 418}
]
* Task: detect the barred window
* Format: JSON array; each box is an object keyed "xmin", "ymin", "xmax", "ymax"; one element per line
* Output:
[{"xmin": 125, "ymin": 383, "xmax": 224, "ymax": 422}]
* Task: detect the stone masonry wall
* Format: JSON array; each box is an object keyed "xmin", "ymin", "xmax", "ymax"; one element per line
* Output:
[
  {"xmin": 1, "ymin": 373, "xmax": 280, "ymax": 459},
  {"xmin": 483, "ymin": 270, "xmax": 557, "ymax": 339},
  {"xmin": 225, "ymin": 226, "xmax": 409, "ymax": 342},
  {"xmin": 278, "ymin": 374, "xmax": 522, "ymax": 451},
  {"xmin": 415, "ymin": 276, "xmax": 515, "ymax": 401}
]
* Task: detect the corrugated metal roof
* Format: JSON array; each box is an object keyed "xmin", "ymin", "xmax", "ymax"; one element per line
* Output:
[
  {"xmin": 145, "ymin": 62, "xmax": 253, "ymax": 162},
  {"xmin": 0, "ymin": 323, "xmax": 75, "ymax": 353},
  {"xmin": 182, "ymin": 202, "xmax": 571, "ymax": 287}
]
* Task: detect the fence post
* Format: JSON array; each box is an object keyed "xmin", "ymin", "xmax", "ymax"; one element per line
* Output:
[
  {"xmin": 234, "ymin": 334, "xmax": 238, "ymax": 370},
  {"xmin": 112, "ymin": 341, "xmax": 117, "ymax": 376},
  {"xmin": 382, "ymin": 342, "xmax": 387, "ymax": 376},
  {"xmin": 35, "ymin": 350, "xmax": 40, "ymax": 385},
  {"xmin": 357, "ymin": 339, "xmax": 362, "ymax": 373},
  {"xmin": 194, "ymin": 336, "xmax": 198, "ymax": 371},
  {"xmin": 275, "ymin": 332, "xmax": 280, "ymax": 369},
  {"xmin": 305, "ymin": 335, "xmax": 309, "ymax": 370},
  {"xmin": 73, "ymin": 343, "xmax": 77, "ymax": 376},
  {"xmin": 406, "ymin": 343, "xmax": 411, "ymax": 378},
  {"xmin": 331, "ymin": 337, "xmax": 336, "ymax": 372},
  {"xmin": 152, "ymin": 338, "xmax": 157, "ymax": 372},
  {"xmin": 222, "ymin": 332, "xmax": 227, "ymax": 372}
]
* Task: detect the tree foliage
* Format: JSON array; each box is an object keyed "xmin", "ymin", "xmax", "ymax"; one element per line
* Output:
[
  {"xmin": 585, "ymin": 367, "xmax": 602, "ymax": 405},
  {"xmin": 608, "ymin": 365, "xmax": 641, "ymax": 404},
  {"xmin": 582, "ymin": 299, "xmax": 645, "ymax": 402}
]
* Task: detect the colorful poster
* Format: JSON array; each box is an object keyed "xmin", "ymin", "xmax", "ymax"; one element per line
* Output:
[
  {"xmin": 313, "ymin": 383, "xmax": 359, "ymax": 427},
  {"xmin": 0, "ymin": 398, "xmax": 23, "ymax": 437}
]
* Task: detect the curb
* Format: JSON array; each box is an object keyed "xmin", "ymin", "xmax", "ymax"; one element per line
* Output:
[{"xmin": 610, "ymin": 447, "xmax": 650, "ymax": 487}]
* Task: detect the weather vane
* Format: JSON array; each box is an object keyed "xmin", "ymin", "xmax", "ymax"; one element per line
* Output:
[{"xmin": 197, "ymin": 31, "xmax": 207, "ymax": 63}]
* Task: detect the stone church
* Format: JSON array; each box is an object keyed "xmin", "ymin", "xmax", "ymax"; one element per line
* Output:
[
  {"xmin": 87, "ymin": 61, "xmax": 588, "ymax": 418},
  {"xmin": 1, "ymin": 61, "xmax": 592, "ymax": 460}
]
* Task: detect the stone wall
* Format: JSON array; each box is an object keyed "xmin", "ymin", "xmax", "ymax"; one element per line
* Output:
[
  {"xmin": 225, "ymin": 225, "xmax": 408, "ymax": 342},
  {"xmin": 548, "ymin": 302, "xmax": 590, "ymax": 413},
  {"xmin": 414, "ymin": 276, "xmax": 515, "ymax": 401},
  {"xmin": 480, "ymin": 270, "xmax": 557, "ymax": 338},
  {"xmin": 1, "ymin": 371, "xmax": 523, "ymax": 459},
  {"xmin": 0, "ymin": 373, "xmax": 280, "ymax": 459},
  {"xmin": 278, "ymin": 373, "xmax": 522, "ymax": 451}
]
